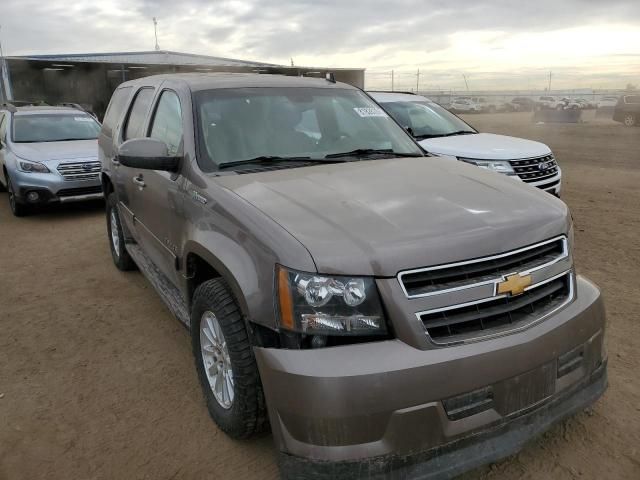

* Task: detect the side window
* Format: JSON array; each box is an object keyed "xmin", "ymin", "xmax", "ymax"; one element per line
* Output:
[
  {"xmin": 102, "ymin": 87, "xmax": 131, "ymax": 137},
  {"xmin": 148, "ymin": 91, "xmax": 183, "ymax": 156},
  {"xmin": 124, "ymin": 88, "xmax": 155, "ymax": 141}
]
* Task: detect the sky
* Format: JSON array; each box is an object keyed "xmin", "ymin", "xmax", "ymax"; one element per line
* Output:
[{"xmin": 1, "ymin": 0, "xmax": 639, "ymax": 91}]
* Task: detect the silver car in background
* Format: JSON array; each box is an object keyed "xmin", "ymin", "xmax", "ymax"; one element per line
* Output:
[{"xmin": 0, "ymin": 105, "xmax": 102, "ymax": 216}]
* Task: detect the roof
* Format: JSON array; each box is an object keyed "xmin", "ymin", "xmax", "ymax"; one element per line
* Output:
[
  {"xmin": 368, "ymin": 91, "xmax": 432, "ymax": 103},
  {"xmin": 119, "ymin": 72, "xmax": 358, "ymax": 91},
  {"xmin": 10, "ymin": 106, "xmax": 88, "ymax": 115},
  {"xmin": 8, "ymin": 50, "xmax": 280, "ymax": 68}
]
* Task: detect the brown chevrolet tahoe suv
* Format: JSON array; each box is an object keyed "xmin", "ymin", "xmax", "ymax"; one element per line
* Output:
[{"xmin": 99, "ymin": 73, "xmax": 607, "ymax": 479}]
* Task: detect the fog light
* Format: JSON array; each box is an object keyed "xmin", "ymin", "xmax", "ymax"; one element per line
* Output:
[{"xmin": 26, "ymin": 191, "xmax": 40, "ymax": 203}]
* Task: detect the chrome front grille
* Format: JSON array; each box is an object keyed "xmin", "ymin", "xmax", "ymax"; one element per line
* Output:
[
  {"xmin": 509, "ymin": 154, "xmax": 558, "ymax": 183},
  {"xmin": 419, "ymin": 272, "xmax": 572, "ymax": 344},
  {"xmin": 399, "ymin": 237, "xmax": 567, "ymax": 299},
  {"xmin": 397, "ymin": 236, "xmax": 573, "ymax": 346},
  {"xmin": 57, "ymin": 161, "xmax": 101, "ymax": 181}
]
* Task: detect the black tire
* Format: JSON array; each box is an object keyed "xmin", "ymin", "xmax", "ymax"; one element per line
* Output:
[
  {"xmin": 191, "ymin": 278, "xmax": 268, "ymax": 439},
  {"xmin": 106, "ymin": 192, "xmax": 136, "ymax": 271},
  {"xmin": 6, "ymin": 177, "xmax": 29, "ymax": 217},
  {"xmin": 623, "ymin": 113, "xmax": 636, "ymax": 127}
]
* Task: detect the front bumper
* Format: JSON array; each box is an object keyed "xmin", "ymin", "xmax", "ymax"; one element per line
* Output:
[
  {"xmin": 11, "ymin": 169, "xmax": 103, "ymax": 204},
  {"xmin": 525, "ymin": 169, "xmax": 562, "ymax": 196},
  {"xmin": 255, "ymin": 275, "xmax": 606, "ymax": 479}
]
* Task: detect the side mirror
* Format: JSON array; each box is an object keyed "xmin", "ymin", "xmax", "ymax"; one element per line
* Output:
[{"xmin": 117, "ymin": 138, "xmax": 180, "ymax": 172}]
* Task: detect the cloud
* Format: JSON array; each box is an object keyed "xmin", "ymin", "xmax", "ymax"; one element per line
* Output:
[{"xmin": 1, "ymin": 0, "xmax": 639, "ymax": 89}]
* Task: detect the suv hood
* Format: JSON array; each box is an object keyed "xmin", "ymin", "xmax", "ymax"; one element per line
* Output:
[
  {"xmin": 419, "ymin": 133, "xmax": 551, "ymax": 161},
  {"xmin": 216, "ymin": 157, "xmax": 569, "ymax": 276},
  {"xmin": 11, "ymin": 140, "xmax": 98, "ymax": 163}
]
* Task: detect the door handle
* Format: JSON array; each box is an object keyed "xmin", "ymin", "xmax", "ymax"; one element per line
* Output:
[
  {"xmin": 111, "ymin": 157, "xmax": 120, "ymax": 165},
  {"xmin": 132, "ymin": 175, "xmax": 146, "ymax": 188}
]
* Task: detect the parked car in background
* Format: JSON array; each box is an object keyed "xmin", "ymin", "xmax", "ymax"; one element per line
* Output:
[
  {"xmin": 100, "ymin": 73, "xmax": 606, "ymax": 480},
  {"xmin": 449, "ymin": 98, "xmax": 482, "ymax": 113},
  {"xmin": 0, "ymin": 104, "xmax": 102, "ymax": 216},
  {"xmin": 455, "ymin": 96, "xmax": 509, "ymax": 113},
  {"xmin": 574, "ymin": 98, "xmax": 596, "ymax": 109},
  {"xmin": 370, "ymin": 91, "xmax": 562, "ymax": 195},
  {"xmin": 538, "ymin": 96, "xmax": 563, "ymax": 109},
  {"xmin": 597, "ymin": 96, "xmax": 619, "ymax": 109},
  {"xmin": 613, "ymin": 94, "xmax": 640, "ymax": 127},
  {"xmin": 559, "ymin": 98, "xmax": 582, "ymax": 110},
  {"xmin": 511, "ymin": 97, "xmax": 536, "ymax": 111}
]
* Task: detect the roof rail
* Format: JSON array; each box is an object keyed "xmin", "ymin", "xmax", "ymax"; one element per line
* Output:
[
  {"xmin": 57, "ymin": 102, "xmax": 85, "ymax": 111},
  {"xmin": 0, "ymin": 102, "xmax": 17, "ymax": 112},
  {"xmin": 2, "ymin": 100, "xmax": 53, "ymax": 111}
]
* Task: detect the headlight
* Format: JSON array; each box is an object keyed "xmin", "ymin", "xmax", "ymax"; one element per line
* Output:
[
  {"xmin": 458, "ymin": 157, "xmax": 515, "ymax": 175},
  {"xmin": 276, "ymin": 266, "xmax": 387, "ymax": 336},
  {"xmin": 18, "ymin": 160, "xmax": 50, "ymax": 173}
]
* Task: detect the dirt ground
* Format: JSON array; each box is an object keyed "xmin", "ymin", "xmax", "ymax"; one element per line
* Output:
[{"xmin": 1, "ymin": 110, "xmax": 639, "ymax": 480}]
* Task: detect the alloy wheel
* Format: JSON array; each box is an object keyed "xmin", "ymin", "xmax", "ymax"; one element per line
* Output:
[
  {"xmin": 200, "ymin": 311, "xmax": 234, "ymax": 409},
  {"xmin": 624, "ymin": 114, "xmax": 636, "ymax": 127},
  {"xmin": 110, "ymin": 208, "xmax": 120, "ymax": 258}
]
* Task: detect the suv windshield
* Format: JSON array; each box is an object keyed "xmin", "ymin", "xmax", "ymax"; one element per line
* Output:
[
  {"xmin": 380, "ymin": 101, "xmax": 476, "ymax": 138},
  {"xmin": 194, "ymin": 87, "xmax": 422, "ymax": 170},
  {"xmin": 13, "ymin": 113, "xmax": 101, "ymax": 143}
]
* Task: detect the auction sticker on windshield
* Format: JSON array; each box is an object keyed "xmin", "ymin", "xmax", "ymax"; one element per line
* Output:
[{"xmin": 353, "ymin": 107, "xmax": 389, "ymax": 118}]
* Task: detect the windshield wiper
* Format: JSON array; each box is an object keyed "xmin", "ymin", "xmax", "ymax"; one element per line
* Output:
[
  {"xmin": 438, "ymin": 130, "xmax": 476, "ymax": 137},
  {"xmin": 220, "ymin": 156, "xmax": 310, "ymax": 169},
  {"xmin": 324, "ymin": 148, "xmax": 422, "ymax": 159},
  {"xmin": 219, "ymin": 155, "xmax": 348, "ymax": 169}
]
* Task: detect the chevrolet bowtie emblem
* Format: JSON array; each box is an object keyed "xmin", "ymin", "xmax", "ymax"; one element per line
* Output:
[{"xmin": 497, "ymin": 273, "xmax": 532, "ymax": 296}]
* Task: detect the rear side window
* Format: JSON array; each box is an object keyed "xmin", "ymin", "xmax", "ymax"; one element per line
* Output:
[
  {"xmin": 625, "ymin": 95, "xmax": 640, "ymax": 104},
  {"xmin": 102, "ymin": 87, "xmax": 131, "ymax": 137},
  {"xmin": 124, "ymin": 88, "xmax": 155, "ymax": 140},
  {"xmin": 149, "ymin": 90, "xmax": 183, "ymax": 156}
]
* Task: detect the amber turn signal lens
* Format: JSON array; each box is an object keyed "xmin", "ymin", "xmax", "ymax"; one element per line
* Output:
[{"xmin": 277, "ymin": 266, "xmax": 295, "ymax": 330}]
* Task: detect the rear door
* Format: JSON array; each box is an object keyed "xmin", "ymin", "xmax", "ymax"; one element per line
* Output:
[
  {"xmin": 126, "ymin": 87, "xmax": 186, "ymax": 285},
  {"xmin": 99, "ymin": 86, "xmax": 132, "ymax": 221}
]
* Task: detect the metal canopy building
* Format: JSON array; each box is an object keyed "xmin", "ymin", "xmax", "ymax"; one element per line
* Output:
[{"xmin": 0, "ymin": 50, "xmax": 365, "ymax": 118}]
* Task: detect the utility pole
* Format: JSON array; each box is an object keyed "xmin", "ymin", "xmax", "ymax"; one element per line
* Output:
[
  {"xmin": 290, "ymin": 58, "xmax": 294, "ymax": 67},
  {"xmin": 548, "ymin": 71, "xmax": 552, "ymax": 92},
  {"xmin": 391, "ymin": 70, "xmax": 394, "ymax": 91},
  {"xmin": 153, "ymin": 17, "xmax": 160, "ymax": 51},
  {"xmin": 0, "ymin": 24, "xmax": 10, "ymax": 102},
  {"xmin": 416, "ymin": 68, "xmax": 420, "ymax": 93},
  {"xmin": 462, "ymin": 74, "xmax": 469, "ymax": 91}
]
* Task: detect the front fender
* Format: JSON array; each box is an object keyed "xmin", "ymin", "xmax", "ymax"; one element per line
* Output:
[{"xmin": 183, "ymin": 238, "xmax": 256, "ymax": 320}]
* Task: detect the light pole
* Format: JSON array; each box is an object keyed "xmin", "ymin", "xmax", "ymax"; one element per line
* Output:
[{"xmin": 153, "ymin": 17, "xmax": 160, "ymax": 51}]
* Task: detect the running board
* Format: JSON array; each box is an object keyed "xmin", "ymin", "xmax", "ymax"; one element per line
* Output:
[{"xmin": 126, "ymin": 244, "xmax": 191, "ymax": 328}]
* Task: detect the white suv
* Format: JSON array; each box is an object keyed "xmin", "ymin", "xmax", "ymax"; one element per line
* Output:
[{"xmin": 369, "ymin": 92, "xmax": 562, "ymax": 196}]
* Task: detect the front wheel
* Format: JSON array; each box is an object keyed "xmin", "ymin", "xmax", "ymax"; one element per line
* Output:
[
  {"xmin": 106, "ymin": 192, "xmax": 136, "ymax": 271},
  {"xmin": 7, "ymin": 177, "xmax": 29, "ymax": 217},
  {"xmin": 191, "ymin": 278, "xmax": 268, "ymax": 439},
  {"xmin": 623, "ymin": 114, "xmax": 636, "ymax": 127}
]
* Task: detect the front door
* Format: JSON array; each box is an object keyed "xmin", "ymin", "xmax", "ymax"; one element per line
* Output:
[
  {"xmin": 127, "ymin": 89, "xmax": 186, "ymax": 286},
  {"xmin": 117, "ymin": 87, "xmax": 156, "ymax": 235}
]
